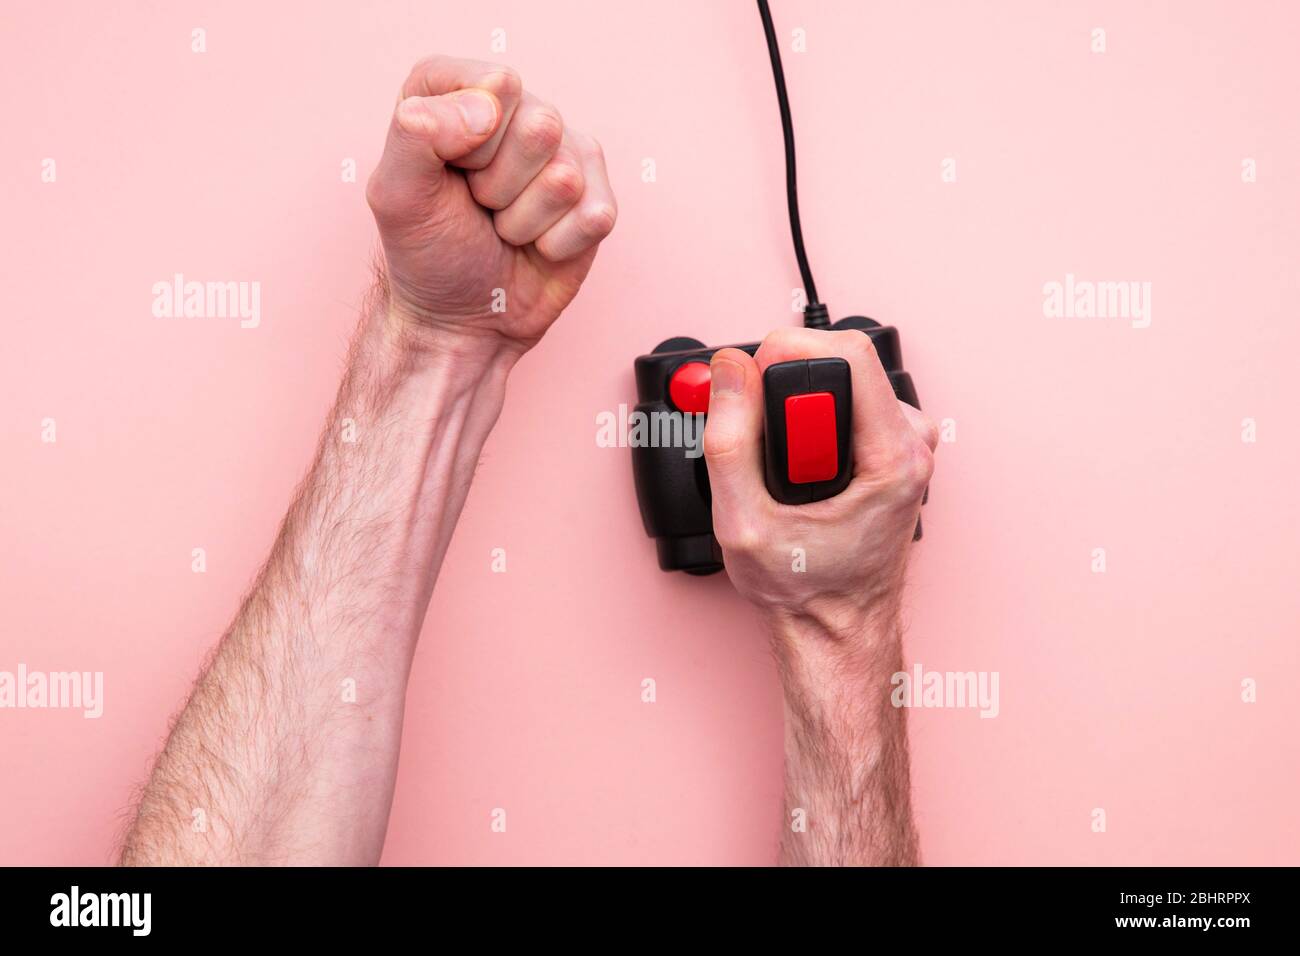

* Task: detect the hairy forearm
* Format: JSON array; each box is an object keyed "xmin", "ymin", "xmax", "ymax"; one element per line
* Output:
[
  {"xmin": 121, "ymin": 289, "xmax": 518, "ymax": 865},
  {"xmin": 770, "ymin": 607, "xmax": 919, "ymax": 867}
]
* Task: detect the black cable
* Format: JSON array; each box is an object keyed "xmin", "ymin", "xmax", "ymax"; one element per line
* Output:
[{"xmin": 757, "ymin": 0, "xmax": 828, "ymax": 328}]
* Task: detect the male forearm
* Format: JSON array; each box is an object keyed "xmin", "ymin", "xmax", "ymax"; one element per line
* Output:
[
  {"xmin": 770, "ymin": 608, "xmax": 919, "ymax": 867},
  {"xmin": 121, "ymin": 292, "xmax": 518, "ymax": 865}
]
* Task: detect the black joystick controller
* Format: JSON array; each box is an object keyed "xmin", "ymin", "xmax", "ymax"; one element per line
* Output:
[
  {"xmin": 630, "ymin": 1, "xmax": 928, "ymax": 574},
  {"xmin": 630, "ymin": 316, "xmax": 923, "ymax": 574}
]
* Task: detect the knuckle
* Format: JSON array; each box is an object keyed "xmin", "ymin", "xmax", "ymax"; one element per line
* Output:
[
  {"xmin": 920, "ymin": 413, "xmax": 940, "ymax": 449},
  {"xmin": 534, "ymin": 229, "xmax": 577, "ymax": 262},
  {"xmin": 394, "ymin": 97, "xmax": 435, "ymax": 137},
  {"xmin": 577, "ymin": 203, "xmax": 617, "ymax": 241},
  {"xmin": 586, "ymin": 137, "xmax": 607, "ymax": 164},
  {"xmin": 484, "ymin": 66, "xmax": 522, "ymax": 101},
  {"xmin": 760, "ymin": 326, "xmax": 801, "ymax": 352},
  {"xmin": 466, "ymin": 171, "xmax": 509, "ymax": 211},
  {"xmin": 533, "ymin": 235, "xmax": 565, "ymax": 261},
  {"xmin": 404, "ymin": 55, "xmax": 438, "ymax": 85},
  {"xmin": 569, "ymin": 131, "xmax": 603, "ymax": 163},
  {"xmin": 717, "ymin": 521, "xmax": 762, "ymax": 556},
  {"xmin": 894, "ymin": 440, "xmax": 934, "ymax": 496},
  {"xmin": 840, "ymin": 328, "xmax": 879, "ymax": 361},
  {"xmin": 519, "ymin": 107, "xmax": 564, "ymax": 157},
  {"xmin": 494, "ymin": 215, "xmax": 528, "ymax": 246},
  {"xmin": 702, "ymin": 423, "xmax": 740, "ymax": 461},
  {"xmin": 543, "ymin": 162, "xmax": 585, "ymax": 204}
]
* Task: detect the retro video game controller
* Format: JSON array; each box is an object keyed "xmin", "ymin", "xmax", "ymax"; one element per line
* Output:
[
  {"xmin": 631, "ymin": 1, "xmax": 928, "ymax": 574},
  {"xmin": 631, "ymin": 316, "xmax": 923, "ymax": 574}
]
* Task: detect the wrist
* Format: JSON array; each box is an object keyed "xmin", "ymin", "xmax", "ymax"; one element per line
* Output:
[
  {"xmin": 762, "ymin": 595, "xmax": 902, "ymax": 660},
  {"xmin": 339, "ymin": 297, "xmax": 520, "ymax": 486},
  {"xmin": 762, "ymin": 601, "xmax": 905, "ymax": 708},
  {"xmin": 363, "ymin": 299, "xmax": 528, "ymax": 384}
]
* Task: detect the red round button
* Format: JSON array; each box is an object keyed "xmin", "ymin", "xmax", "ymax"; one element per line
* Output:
[{"xmin": 668, "ymin": 361, "xmax": 711, "ymax": 413}]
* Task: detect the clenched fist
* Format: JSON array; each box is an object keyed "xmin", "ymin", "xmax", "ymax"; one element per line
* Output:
[{"xmin": 366, "ymin": 56, "xmax": 616, "ymax": 358}]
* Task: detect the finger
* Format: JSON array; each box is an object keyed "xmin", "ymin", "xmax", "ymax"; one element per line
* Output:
[
  {"xmin": 466, "ymin": 92, "xmax": 564, "ymax": 210},
  {"xmin": 493, "ymin": 141, "xmax": 585, "ymax": 247},
  {"xmin": 367, "ymin": 90, "xmax": 501, "ymax": 223},
  {"xmin": 389, "ymin": 91, "xmax": 501, "ymax": 172},
  {"xmin": 401, "ymin": 56, "xmax": 524, "ymax": 169},
  {"xmin": 754, "ymin": 326, "xmax": 911, "ymax": 467},
  {"xmin": 703, "ymin": 348, "xmax": 769, "ymax": 534},
  {"xmin": 534, "ymin": 135, "xmax": 617, "ymax": 262},
  {"xmin": 898, "ymin": 401, "xmax": 939, "ymax": 451}
]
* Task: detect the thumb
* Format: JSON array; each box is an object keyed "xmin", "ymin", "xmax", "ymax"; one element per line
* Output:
[
  {"xmin": 394, "ymin": 89, "xmax": 501, "ymax": 166},
  {"xmin": 702, "ymin": 349, "xmax": 768, "ymax": 534},
  {"xmin": 368, "ymin": 89, "xmax": 501, "ymax": 216}
]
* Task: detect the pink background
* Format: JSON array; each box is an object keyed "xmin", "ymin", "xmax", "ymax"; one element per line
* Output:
[{"xmin": 2, "ymin": 0, "xmax": 1298, "ymax": 865}]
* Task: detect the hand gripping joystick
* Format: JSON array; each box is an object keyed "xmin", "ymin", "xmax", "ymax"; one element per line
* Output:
[
  {"xmin": 630, "ymin": 4, "xmax": 928, "ymax": 573},
  {"xmin": 631, "ymin": 318, "xmax": 923, "ymax": 574}
]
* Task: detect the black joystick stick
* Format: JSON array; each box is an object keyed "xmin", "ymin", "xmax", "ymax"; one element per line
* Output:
[{"xmin": 762, "ymin": 356, "xmax": 854, "ymax": 505}]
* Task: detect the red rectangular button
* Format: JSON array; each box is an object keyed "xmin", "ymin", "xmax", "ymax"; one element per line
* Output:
[{"xmin": 785, "ymin": 391, "xmax": 838, "ymax": 484}]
